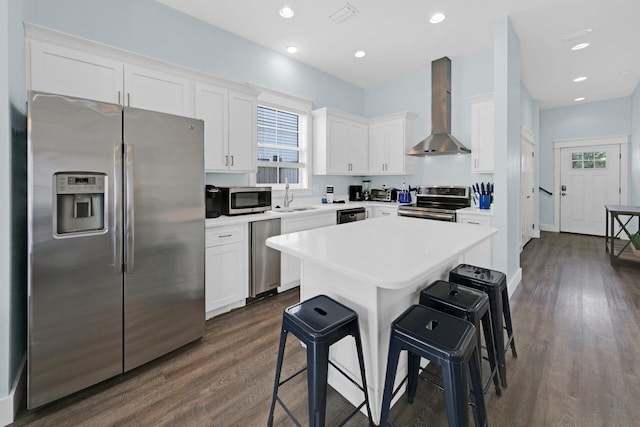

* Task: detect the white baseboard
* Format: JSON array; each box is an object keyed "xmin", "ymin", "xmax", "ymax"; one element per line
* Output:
[
  {"xmin": 0, "ymin": 357, "xmax": 25, "ymax": 427},
  {"xmin": 539, "ymin": 223, "xmax": 558, "ymax": 232},
  {"xmin": 507, "ymin": 267, "xmax": 522, "ymax": 299},
  {"xmin": 532, "ymin": 229, "xmax": 541, "ymax": 239}
]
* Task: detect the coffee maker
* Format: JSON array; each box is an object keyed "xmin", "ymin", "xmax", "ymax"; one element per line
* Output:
[{"xmin": 348, "ymin": 185, "xmax": 363, "ymax": 201}]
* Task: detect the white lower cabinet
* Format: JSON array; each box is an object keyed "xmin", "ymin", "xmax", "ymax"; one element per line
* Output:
[
  {"xmin": 372, "ymin": 205, "xmax": 398, "ymax": 218},
  {"xmin": 457, "ymin": 209, "xmax": 494, "ymax": 269},
  {"xmin": 205, "ymin": 224, "xmax": 248, "ymax": 319},
  {"xmin": 279, "ymin": 212, "xmax": 335, "ymax": 291}
]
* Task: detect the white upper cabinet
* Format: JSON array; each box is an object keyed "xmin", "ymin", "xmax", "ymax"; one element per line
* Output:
[
  {"xmin": 123, "ymin": 64, "xmax": 193, "ymax": 117},
  {"xmin": 313, "ymin": 108, "xmax": 369, "ymax": 175},
  {"xmin": 29, "ymin": 40, "xmax": 192, "ymax": 117},
  {"xmin": 368, "ymin": 112, "xmax": 415, "ymax": 175},
  {"xmin": 195, "ymin": 83, "xmax": 228, "ymax": 171},
  {"xmin": 195, "ymin": 83, "xmax": 257, "ymax": 173},
  {"xmin": 469, "ymin": 93, "xmax": 494, "ymax": 173},
  {"xmin": 29, "ymin": 40, "xmax": 123, "ymax": 104},
  {"xmin": 228, "ymin": 91, "xmax": 257, "ymax": 172}
]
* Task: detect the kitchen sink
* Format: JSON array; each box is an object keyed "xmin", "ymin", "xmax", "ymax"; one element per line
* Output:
[{"xmin": 272, "ymin": 206, "xmax": 317, "ymax": 213}]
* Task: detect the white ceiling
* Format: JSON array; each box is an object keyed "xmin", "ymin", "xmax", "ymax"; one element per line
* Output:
[{"xmin": 156, "ymin": 0, "xmax": 639, "ymax": 109}]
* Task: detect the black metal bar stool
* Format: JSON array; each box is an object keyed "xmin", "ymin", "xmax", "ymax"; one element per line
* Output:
[
  {"xmin": 267, "ymin": 294, "xmax": 374, "ymax": 427},
  {"xmin": 379, "ymin": 305, "xmax": 487, "ymax": 427},
  {"xmin": 449, "ymin": 264, "xmax": 517, "ymax": 388},
  {"xmin": 419, "ymin": 280, "xmax": 501, "ymax": 396}
]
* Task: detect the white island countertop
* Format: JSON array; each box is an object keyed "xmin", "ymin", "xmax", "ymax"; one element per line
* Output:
[{"xmin": 266, "ymin": 215, "xmax": 497, "ymax": 290}]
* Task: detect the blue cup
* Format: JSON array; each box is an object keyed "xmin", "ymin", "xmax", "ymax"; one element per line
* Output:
[{"xmin": 479, "ymin": 194, "xmax": 491, "ymax": 209}]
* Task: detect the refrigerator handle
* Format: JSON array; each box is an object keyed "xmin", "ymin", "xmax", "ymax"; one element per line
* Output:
[
  {"xmin": 124, "ymin": 143, "xmax": 135, "ymax": 273},
  {"xmin": 114, "ymin": 141, "xmax": 123, "ymax": 275}
]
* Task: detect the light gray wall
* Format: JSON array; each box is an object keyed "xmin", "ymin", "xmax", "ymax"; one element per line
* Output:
[
  {"xmin": 631, "ymin": 83, "xmax": 640, "ymax": 206},
  {"xmin": 493, "ymin": 16, "xmax": 522, "ymax": 280},
  {"xmin": 538, "ymin": 97, "xmax": 632, "ymax": 226}
]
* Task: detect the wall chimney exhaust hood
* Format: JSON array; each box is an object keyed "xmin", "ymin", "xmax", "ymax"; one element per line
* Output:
[{"xmin": 407, "ymin": 56, "xmax": 471, "ymax": 156}]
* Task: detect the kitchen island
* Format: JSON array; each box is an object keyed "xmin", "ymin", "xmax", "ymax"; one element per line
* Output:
[{"xmin": 266, "ymin": 215, "xmax": 497, "ymax": 423}]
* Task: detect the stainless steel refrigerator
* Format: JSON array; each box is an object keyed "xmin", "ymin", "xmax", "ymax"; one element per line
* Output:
[{"xmin": 27, "ymin": 91, "xmax": 205, "ymax": 409}]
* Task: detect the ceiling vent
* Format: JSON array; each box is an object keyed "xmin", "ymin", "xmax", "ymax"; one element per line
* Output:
[
  {"xmin": 330, "ymin": 3, "xmax": 359, "ymax": 23},
  {"xmin": 561, "ymin": 27, "xmax": 592, "ymax": 41}
]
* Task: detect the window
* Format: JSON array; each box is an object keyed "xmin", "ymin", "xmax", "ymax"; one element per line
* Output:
[
  {"xmin": 572, "ymin": 151, "xmax": 606, "ymax": 169},
  {"xmin": 251, "ymin": 85, "xmax": 312, "ymax": 191},
  {"xmin": 256, "ymin": 106, "xmax": 309, "ymax": 190}
]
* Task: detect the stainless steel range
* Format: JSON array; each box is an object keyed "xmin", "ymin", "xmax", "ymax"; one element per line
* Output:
[{"xmin": 397, "ymin": 185, "xmax": 470, "ymax": 222}]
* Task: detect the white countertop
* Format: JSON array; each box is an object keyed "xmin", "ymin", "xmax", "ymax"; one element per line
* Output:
[
  {"xmin": 266, "ymin": 215, "xmax": 497, "ymax": 290},
  {"xmin": 205, "ymin": 201, "xmax": 400, "ymax": 228}
]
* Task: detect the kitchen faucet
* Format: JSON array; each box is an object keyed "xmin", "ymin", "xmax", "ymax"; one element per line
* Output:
[{"xmin": 284, "ymin": 177, "xmax": 293, "ymax": 208}]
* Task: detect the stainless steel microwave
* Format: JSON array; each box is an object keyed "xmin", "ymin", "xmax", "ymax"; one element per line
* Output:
[{"xmin": 218, "ymin": 187, "xmax": 272, "ymax": 215}]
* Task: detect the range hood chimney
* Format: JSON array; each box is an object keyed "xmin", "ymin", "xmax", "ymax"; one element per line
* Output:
[{"xmin": 407, "ymin": 56, "xmax": 471, "ymax": 156}]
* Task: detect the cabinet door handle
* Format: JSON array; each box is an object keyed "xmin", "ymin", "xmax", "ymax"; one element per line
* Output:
[
  {"xmin": 127, "ymin": 93, "xmax": 131, "ymax": 107},
  {"xmin": 118, "ymin": 91, "xmax": 121, "ymax": 105},
  {"xmin": 218, "ymin": 234, "xmax": 232, "ymax": 238},
  {"xmin": 468, "ymin": 221, "xmax": 480, "ymax": 225},
  {"xmin": 230, "ymin": 155, "xmax": 234, "ymax": 166},
  {"xmin": 225, "ymin": 155, "xmax": 229, "ymax": 166}
]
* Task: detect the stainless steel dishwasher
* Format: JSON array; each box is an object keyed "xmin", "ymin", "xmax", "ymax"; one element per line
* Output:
[
  {"xmin": 249, "ymin": 218, "xmax": 281, "ymax": 298},
  {"xmin": 336, "ymin": 207, "xmax": 366, "ymax": 224}
]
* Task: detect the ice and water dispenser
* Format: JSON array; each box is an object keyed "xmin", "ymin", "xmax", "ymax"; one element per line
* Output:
[{"xmin": 54, "ymin": 172, "xmax": 106, "ymax": 236}]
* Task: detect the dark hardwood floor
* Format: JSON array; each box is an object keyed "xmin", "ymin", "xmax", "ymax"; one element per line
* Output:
[{"xmin": 12, "ymin": 232, "xmax": 640, "ymax": 426}]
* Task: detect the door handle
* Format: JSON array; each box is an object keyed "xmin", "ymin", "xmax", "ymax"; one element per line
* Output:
[
  {"xmin": 561, "ymin": 193, "xmax": 566, "ymax": 196},
  {"xmin": 113, "ymin": 141, "xmax": 123, "ymax": 275},
  {"xmin": 124, "ymin": 143, "xmax": 135, "ymax": 273}
]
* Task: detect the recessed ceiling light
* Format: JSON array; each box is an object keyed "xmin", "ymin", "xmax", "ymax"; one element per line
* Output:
[
  {"xmin": 571, "ymin": 42, "xmax": 590, "ymax": 51},
  {"xmin": 573, "ymin": 76, "xmax": 587, "ymax": 82},
  {"xmin": 429, "ymin": 12, "xmax": 446, "ymax": 24},
  {"xmin": 279, "ymin": 6, "xmax": 294, "ymax": 18},
  {"xmin": 354, "ymin": 50, "xmax": 366, "ymax": 58},
  {"xmin": 286, "ymin": 46, "xmax": 298, "ymax": 54},
  {"xmin": 574, "ymin": 97, "xmax": 586, "ymax": 102}
]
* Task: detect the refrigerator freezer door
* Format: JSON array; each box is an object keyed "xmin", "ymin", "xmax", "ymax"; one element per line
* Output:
[
  {"xmin": 122, "ymin": 108, "xmax": 205, "ymax": 371},
  {"xmin": 27, "ymin": 92, "xmax": 123, "ymax": 409}
]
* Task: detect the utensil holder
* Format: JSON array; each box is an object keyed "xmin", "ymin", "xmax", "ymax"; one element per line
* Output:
[{"xmin": 479, "ymin": 194, "xmax": 491, "ymax": 210}]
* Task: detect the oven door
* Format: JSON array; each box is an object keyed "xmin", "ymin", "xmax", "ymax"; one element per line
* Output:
[{"xmin": 397, "ymin": 207, "xmax": 456, "ymax": 222}]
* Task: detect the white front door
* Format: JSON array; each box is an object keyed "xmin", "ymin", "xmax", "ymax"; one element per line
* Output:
[{"xmin": 560, "ymin": 144, "xmax": 620, "ymax": 235}]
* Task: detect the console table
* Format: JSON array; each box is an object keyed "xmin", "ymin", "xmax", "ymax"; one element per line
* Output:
[{"xmin": 605, "ymin": 204, "xmax": 640, "ymax": 265}]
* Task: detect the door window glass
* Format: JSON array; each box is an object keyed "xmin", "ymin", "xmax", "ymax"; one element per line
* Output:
[{"xmin": 572, "ymin": 151, "xmax": 606, "ymax": 169}]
